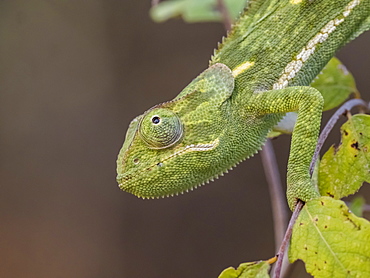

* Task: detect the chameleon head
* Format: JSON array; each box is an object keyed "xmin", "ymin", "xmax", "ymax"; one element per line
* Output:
[{"xmin": 116, "ymin": 63, "xmax": 235, "ymax": 198}]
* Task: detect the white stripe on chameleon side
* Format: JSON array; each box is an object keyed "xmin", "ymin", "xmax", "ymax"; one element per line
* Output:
[
  {"xmin": 166, "ymin": 138, "xmax": 220, "ymax": 160},
  {"xmin": 232, "ymin": 61, "xmax": 255, "ymax": 77},
  {"xmin": 272, "ymin": 0, "xmax": 361, "ymax": 90}
]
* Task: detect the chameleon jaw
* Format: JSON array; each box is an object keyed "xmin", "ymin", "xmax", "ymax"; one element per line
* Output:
[{"xmin": 117, "ymin": 139, "xmax": 220, "ymax": 196}]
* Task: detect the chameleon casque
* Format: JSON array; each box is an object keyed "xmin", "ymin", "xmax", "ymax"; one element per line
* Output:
[{"xmin": 117, "ymin": 0, "xmax": 370, "ymax": 210}]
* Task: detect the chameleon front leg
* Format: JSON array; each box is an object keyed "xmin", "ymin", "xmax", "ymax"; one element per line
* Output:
[{"xmin": 247, "ymin": 87, "xmax": 324, "ymax": 210}]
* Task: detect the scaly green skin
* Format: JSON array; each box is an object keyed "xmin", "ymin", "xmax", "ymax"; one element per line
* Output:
[{"xmin": 117, "ymin": 0, "xmax": 370, "ymax": 210}]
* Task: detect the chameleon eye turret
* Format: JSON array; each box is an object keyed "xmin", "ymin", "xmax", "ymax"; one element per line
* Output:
[{"xmin": 138, "ymin": 108, "xmax": 183, "ymax": 149}]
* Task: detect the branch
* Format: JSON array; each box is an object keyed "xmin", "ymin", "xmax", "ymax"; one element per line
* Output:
[
  {"xmin": 273, "ymin": 200, "xmax": 304, "ymax": 278},
  {"xmin": 261, "ymin": 139, "xmax": 290, "ymax": 278},
  {"xmin": 261, "ymin": 139, "xmax": 288, "ymax": 251},
  {"xmin": 310, "ymin": 99, "xmax": 369, "ymax": 174},
  {"xmin": 216, "ymin": 0, "xmax": 233, "ymax": 31},
  {"xmin": 151, "ymin": 0, "xmax": 160, "ymax": 7}
]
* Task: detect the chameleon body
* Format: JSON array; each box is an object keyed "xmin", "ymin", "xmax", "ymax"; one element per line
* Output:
[{"xmin": 117, "ymin": 0, "xmax": 370, "ymax": 209}]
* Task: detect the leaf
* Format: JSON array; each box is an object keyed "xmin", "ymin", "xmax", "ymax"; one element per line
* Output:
[
  {"xmin": 349, "ymin": 196, "xmax": 366, "ymax": 217},
  {"xmin": 289, "ymin": 197, "xmax": 370, "ymax": 278},
  {"xmin": 150, "ymin": 0, "xmax": 246, "ymax": 23},
  {"xmin": 311, "ymin": 57, "xmax": 358, "ymax": 111},
  {"xmin": 218, "ymin": 258, "xmax": 274, "ymax": 278},
  {"xmin": 318, "ymin": 114, "xmax": 370, "ymax": 199}
]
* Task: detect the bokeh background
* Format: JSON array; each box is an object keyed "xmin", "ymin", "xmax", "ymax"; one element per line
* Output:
[{"xmin": 1, "ymin": 1, "xmax": 369, "ymax": 277}]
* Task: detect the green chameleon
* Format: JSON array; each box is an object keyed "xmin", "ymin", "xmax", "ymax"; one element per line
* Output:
[{"xmin": 117, "ymin": 0, "xmax": 370, "ymax": 210}]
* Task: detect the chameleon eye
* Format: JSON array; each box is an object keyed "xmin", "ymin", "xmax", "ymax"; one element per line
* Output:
[
  {"xmin": 151, "ymin": 116, "xmax": 161, "ymax": 124},
  {"xmin": 139, "ymin": 108, "xmax": 183, "ymax": 149}
]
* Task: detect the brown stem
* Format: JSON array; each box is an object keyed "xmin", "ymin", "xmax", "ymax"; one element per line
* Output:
[
  {"xmin": 273, "ymin": 201, "xmax": 304, "ymax": 278},
  {"xmin": 261, "ymin": 139, "xmax": 288, "ymax": 252},
  {"xmin": 217, "ymin": 0, "xmax": 233, "ymax": 31},
  {"xmin": 151, "ymin": 0, "xmax": 160, "ymax": 7},
  {"xmin": 261, "ymin": 140, "xmax": 291, "ymax": 277}
]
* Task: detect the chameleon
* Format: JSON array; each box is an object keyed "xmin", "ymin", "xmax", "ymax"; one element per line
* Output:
[{"xmin": 116, "ymin": 0, "xmax": 370, "ymax": 210}]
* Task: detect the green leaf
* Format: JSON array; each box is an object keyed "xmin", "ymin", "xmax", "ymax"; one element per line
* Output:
[
  {"xmin": 289, "ymin": 197, "xmax": 370, "ymax": 278},
  {"xmin": 218, "ymin": 259, "xmax": 273, "ymax": 278},
  {"xmin": 150, "ymin": 0, "xmax": 246, "ymax": 23},
  {"xmin": 311, "ymin": 57, "xmax": 358, "ymax": 111},
  {"xmin": 318, "ymin": 114, "xmax": 370, "ymax": 199},
  {"xmin": 350, "ymin": 196, "xmax": 366, "ymax": 217}
]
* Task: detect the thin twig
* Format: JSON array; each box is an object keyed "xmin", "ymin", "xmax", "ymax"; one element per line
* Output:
[
  {"xmin": 151, "ymin": 0, "xmax": 160, "ymax": 7},
  {"xmin": 310, "ymin": 99, "xmax": 369, "ymax": 175},
  {"xmin": 273, "ymin": 200, "xmax": 304, "ymax": 278},
  {"xmin": 365, "ymin": 204, "xmax": 370, "ymax": 212},
  {"xmin": 216, "ymin": 0, "xmax": 233, "ymax": 31},
  {"xmin": 261, "ymin": 139, "xmax": 290, "ymax": 278},
  {"xmin": 261, "ymin": 139, "xmax": 288, "ymax": 251}
]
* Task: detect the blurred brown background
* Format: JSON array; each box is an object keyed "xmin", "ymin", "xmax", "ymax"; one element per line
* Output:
[{"xmin": 1, "ymin": 1, "xmax": 369, "ymax": 277}]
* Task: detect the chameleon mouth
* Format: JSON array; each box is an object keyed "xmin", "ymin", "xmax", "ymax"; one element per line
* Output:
[{"xmin": 117, "ymin": 139, "xmax": 220, "ymax": 194}]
